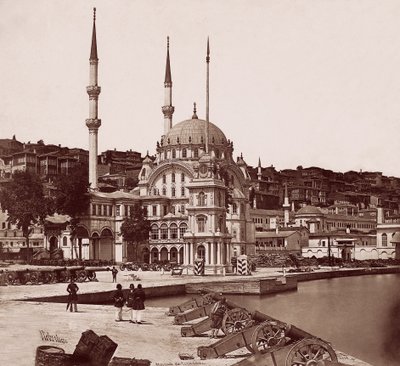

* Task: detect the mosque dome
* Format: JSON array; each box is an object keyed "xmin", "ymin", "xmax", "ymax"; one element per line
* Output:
[{"xmin": 163, "ymin": 118, "xmax": 227, "ymax": 147}]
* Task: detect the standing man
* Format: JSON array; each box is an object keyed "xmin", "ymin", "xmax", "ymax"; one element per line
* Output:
[
  {"xmin": 66, "ymin": 278, "xmax": 79, "ymax": 312},
  {"xmin": 210, "ymin": 297, "xmax": 227, "ymax": 338},
  {"xmin": 113, "ymin": 283, "xmax": 125, "ymax": 322},
  {"xmin": 126, "ymin": 284, "xmax": 136, "ymax": 323},
  {"xmin": 111, "ymin": 266, "xmax": 118, "ymax": 283},
  {"xmin": 231, "ymin": 256, "xmax": 237, "ymax": 274},
  {"xmin": 132, "ymin": 283, "xmax": 146, "ymax": 324}
]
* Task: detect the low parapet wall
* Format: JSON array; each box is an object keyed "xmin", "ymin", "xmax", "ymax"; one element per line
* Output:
[
  {"xmin": 29, "ymin": 284, "xmax": 186, "ymax": 304},
  {"xmin": 289, "ymin": 266, "xmax": 400, "ymax": 282},
  {"xmin": 185, "ymin": 276, "xmax": 298, "ymax": 295}
]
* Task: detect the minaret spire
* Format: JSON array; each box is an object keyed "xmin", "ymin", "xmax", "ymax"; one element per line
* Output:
[
  {"xmin": 192, "ymin": 102, "xmax": 198, "ymax": 119},
  {"xmin": 205, "ymin": 37, "xmax": 210, "ymax": 153},
  {"xmin": 257, "ymin": 157, "xmax": 262, "ymax": 180},
  {"xmin": 86, "ymin": 7, "xmax": 101, "ymax": 190},
  {"xmin": 283, "ymin": 183, "xmax": 290, "ymax": 227},
  {"xmin": 164, "ymin": 37, "xmax": 172, "ymax": 86},
  {"xmin": 162, "ymin": 36, "xmax": 174, "ymax": 136},
  {"xmin": 90, "ymin": 8, "xmax": 98, "ymax": 61}
]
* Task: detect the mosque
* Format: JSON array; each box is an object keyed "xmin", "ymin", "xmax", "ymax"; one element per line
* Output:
[{"xmin": 68, "ymin": 9, "xmax": 256, "ymax": 273}]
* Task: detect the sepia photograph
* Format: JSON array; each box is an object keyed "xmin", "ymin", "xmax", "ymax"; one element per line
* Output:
[{"xmin": 1, "ymin": 1, "xmax": 400, "ymax": 366}]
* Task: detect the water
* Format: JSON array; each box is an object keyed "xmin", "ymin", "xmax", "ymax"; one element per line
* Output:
[{"xmin": 147, "ymin": 274, "xmax": 400, "ymax": 366}]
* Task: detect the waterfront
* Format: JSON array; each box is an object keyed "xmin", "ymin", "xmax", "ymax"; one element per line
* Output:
[{"xmin": 148, "ymin": 274, "xmax": 400, "ymax": 366}]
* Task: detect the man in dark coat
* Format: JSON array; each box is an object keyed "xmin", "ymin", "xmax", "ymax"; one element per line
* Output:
[
  {"xmin": 66, "ymin": 278, "xmax": 79, "ymax": 312},
  {"xmin": 113, "ymin": 283, "xmax": 125, "ymax": 321},
  {"xmin": 111, "ymin": 266, "xmax": 118, "ymax": 283},
  {"xmin": 126, "ymin": 283, "xmax": 136, "ymax": 323},
  {"xmin": 210, "ymin": 297, "xmax": 227, "ymax": 338},
  {"xmin": 132, "ymin": 283, "xmax": 146, "ymax": 324}
]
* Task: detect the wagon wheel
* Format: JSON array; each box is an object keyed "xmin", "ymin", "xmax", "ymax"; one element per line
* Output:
[
  {"xmin": 87, "ymin": 271, "xmax": 96, "ymax": 281},
  {"xmin": 285, "ymin": 338, "xmax": 338, "ymax": 366},
  {"xmin": 250, "ymin": 321, "xmax": 287, "ymax": 354},
  {"xmin": 19, "ymin": 273, "xmax": 28, "ymax": 285},
  {"xmin": 6, "ymin": 272, "xmax": 17, "ymax": 285},
  {"xmin": 221, "ymin": 308, "xmax": 253, "ymax": 336},
  {"xmin": 119, "ymin": 264, "xmax": 126, "ymax": 271},
  {"xmin": 201, "ymin": 293, "xmax": 214, "ymax": 305},
  {"xmin": 42, "ymin": 272, "xmax": 54, "ymax": 284},
  {"xmin": 76, "ymin": 271, "xmax": 87, "ymax": 282},
  {"xmin": 29, "ymin": 272, "xmax": 39, "ymax": 285}
]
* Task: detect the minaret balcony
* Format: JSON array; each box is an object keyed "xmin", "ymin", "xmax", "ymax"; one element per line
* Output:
[
  {"xmin": 162, "ymin": 105, "xmax": 175, "ymax": 118},
  {"xmin": 86, "ymin": 118, "xmax": 102, "ymax": 129},
  {"xmin": 86, "ymin": 85, "xmax": 101, "ymax": 97}
]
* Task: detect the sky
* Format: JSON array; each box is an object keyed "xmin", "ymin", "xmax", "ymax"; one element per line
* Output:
[{"xmin": 1, "ymin": 0, "xmax": 400, "ymax": 176}]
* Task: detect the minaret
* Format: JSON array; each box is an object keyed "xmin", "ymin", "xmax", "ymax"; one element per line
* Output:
[
  {"xmin": 85, "ymin": 8, "xmax": 101, "ymax": 190},
  {"xmin": 205, "ymin": 37, "xmax": 210, "ymax": 153},
  {"xmin": 283, "ymin": 183, "xmax": 290, "ymax": 227},
  {"xmin": 257, "ymin": 158, "xmax": 262, "ymax": 180},
  {"xmin": 162, "ymin": 37, "xmax": 174, "ymax": 135}
]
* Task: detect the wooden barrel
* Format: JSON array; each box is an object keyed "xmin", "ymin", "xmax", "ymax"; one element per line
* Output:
[{"xmin": 35, "ymin": 345, "xmax": 71, "ymax": 366}]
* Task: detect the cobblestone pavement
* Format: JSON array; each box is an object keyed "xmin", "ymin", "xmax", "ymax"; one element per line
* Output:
[{"xmin": 0, "ymin": 266, "xmax": 372, "ymax": 366}]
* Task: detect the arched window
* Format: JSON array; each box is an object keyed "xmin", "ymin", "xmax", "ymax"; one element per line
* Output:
[
  {"xmin": 197, "ymin": 245, "xmax": 205, "ymax": 260},
  {"xmin": 151, "ymin": 225, "xmax": 159, "ymax": 240},
  {"xmin": 141, "ymin": 168, "xmax": 146, "ymax": 179},
  {"xmin": 170, "ymin": 223, "xmax": 178, "ymax": 239},
  {"xmin": 181, "ymin": 186, "xmax": 185, "ymax": 197},
  {"xmin": 172, "ymin": 149, "xmax": 176, "ymax": 159},
  {"xmin": 218, "ymin": 215, "xmax": 224, "ymax": 231},
  {"xmin": 63, "ymin": 237, "xmax": 68, "ymax": 246},
  {"xmin": 172, "ymin": 187, "xmax": 176, "ymax": 197},
  {"xmin": 215, "ymin": 149, "xmax": 220, "ymax": 158},
  {"xmin": 180, "ymin": 205, "xmax": 185, "ymax": 215},
  {"xmin": 172, "ymin": 173, "xmax": 175, "ymax": 183},
  {"xmin": 194, "ymin": 148, "xmax": 199, "ymax": 158},
  {"xmin": 162, "ymin": 174, "xmax": 166, "ymax": 184},
  {"xmin": 153, "ymin": 188, "xmax": 158, "ymax": 195},
  {"xmin": 160, "ymin": 224, "xmax": 168, "ymax": 240},
  {"xmin": 197, "ymin": 216, "xmax": 206, "ymax": 232},
  {"xmin": 382, "ymin": 233, "xmax": 387, "ymax": 247},
  {"xmin": 232, "ymin": 203, "xmax": 237, "ymax": 214},
  {"xmin": 182, "ymin": 148, "xmax": 187, "ymax": 158},
  {"xmin": 200, "ymin": 136, "xmax": 204, "ymax": 144},
  {"xmin": 198, "ymin": 192, "xmax": 206, "ymax": 206},
  {"xmin": 162, "ymin": 187, "xmax": 167, "ymax": 195},
  {"xmin": 179, "ymin": 223, "xmax": 186, "ymax": 238},
  {"xmin": 164, "ymin": 151, "xmax": 167, "ymax": 160},
  {"xmin": 181, "ymin": 173, "xmax": 185, "ymax": 182},
  {"xmin": 177, "ymin": 137, "xmax": 180, "ymax": 144}
]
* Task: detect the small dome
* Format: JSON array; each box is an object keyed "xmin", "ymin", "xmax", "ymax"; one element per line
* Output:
[
  {"xmin": 164, "ymin": 119, "xmax": 227, "ymax": 146},
  {"xmin": 391, "ymin": 232, "xmax": 400, "ymax": 244},
  {"xmin": 296, "ymin": 206, "xmax": 323, "ymax": 215}
]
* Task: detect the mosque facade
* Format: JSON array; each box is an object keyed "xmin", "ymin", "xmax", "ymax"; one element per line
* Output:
[{"xmin": 69, "ymin": 9, "xmax": 255, "ymax": 272}]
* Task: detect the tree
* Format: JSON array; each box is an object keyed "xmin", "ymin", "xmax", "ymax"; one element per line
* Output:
[
  {"xmin": 52, "ymin": 165, "xmax": 90, "ymax": 259},
  {"xmin": 0, "ymin": 171, "xmax": 51, "ymax": 261},
  {"xmin": 120, "ymin": 203, "xmax": 151, "ymax": 262}
]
